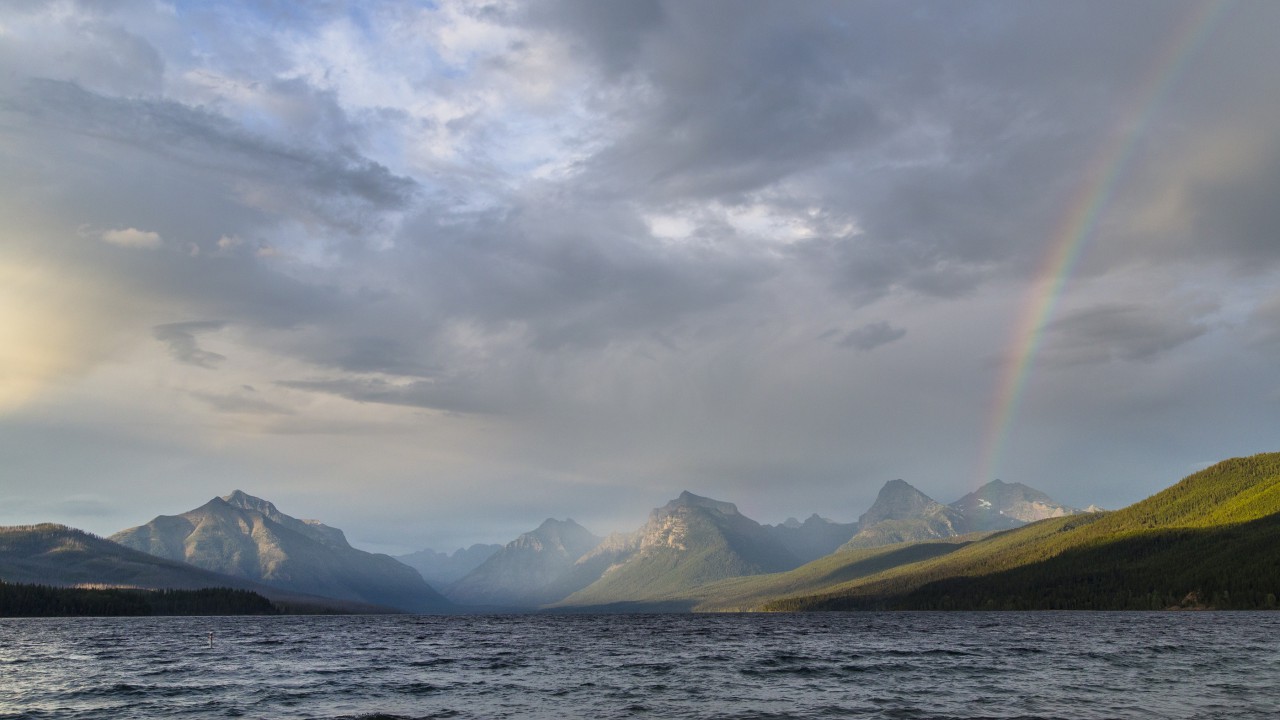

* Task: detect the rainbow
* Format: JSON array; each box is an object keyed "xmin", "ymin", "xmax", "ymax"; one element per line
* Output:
[{"xmin": 973, "ymin": 0, "xmax": 1230, "ymax": 488}]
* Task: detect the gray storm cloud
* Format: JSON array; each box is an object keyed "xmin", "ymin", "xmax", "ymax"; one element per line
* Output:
[
  {"xmin": 838, "ymin": 322, "xmax": 908, "ymax": 352},
  {"xmin": 153, "ymin": 321, "xmax": 228, "ymax": 369}
]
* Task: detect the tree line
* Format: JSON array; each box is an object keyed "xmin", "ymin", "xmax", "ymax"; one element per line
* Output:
[{"xmin": 0, "ymin": 581, "xmax": 278, "ymax": 616}]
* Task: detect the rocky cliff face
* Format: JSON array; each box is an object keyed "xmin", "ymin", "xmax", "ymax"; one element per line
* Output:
[
  {"xmin": 445, "ymin": 518, "xmax": 602, "ymax": 608},
  {"xmin": 636, "ymin": 492, "xmax": 801, "ymax": 567},
  {"xmin": 110, "ymin": 491, "xmax": 451, "ymax": 613}
]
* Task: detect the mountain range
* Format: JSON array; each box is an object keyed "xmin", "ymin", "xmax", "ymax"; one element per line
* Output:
[
  {"xmin": 0, "ymin": 479, "xmax": 1081, "ymax": 613},
  {"xmin": 435, "ymin": 482, "xmax": 1079, "ymax": 609},
  {"xmin": 765, "ymin": 515, "xmax": 859, "ymax": 563},
  {"xmin": 5, "ymin": 454, "xmax": 1278, "ymax": 613},
  {"xmin": 395, "ymin": 544, "xmax": 501, "ymax": 588}
]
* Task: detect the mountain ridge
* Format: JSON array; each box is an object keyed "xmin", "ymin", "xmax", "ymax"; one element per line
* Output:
[
  {"xmin": 554, "ymin": 491, "xmax": 801, "ymax": 608},
  {"xmin": 0, "ymin": 523, "xmax": 390, "ymax": 613},
  {"xmin": 111, "ymin": 491, "xmax": 450, "ymax": 613},
  {"xmin": 839, "ymin": 480, "xmax": 968, "ymax": 550},
  {"xmin": 445, "ymin": 518, "xmax": 602, "ymax": 608},
  {"xmin": 766, "ymin": 514, "xmax": 858, "ymax": 563},
  {"xmin": 396, "ymin": 544, "xmax": 502, "ymax": 588}
]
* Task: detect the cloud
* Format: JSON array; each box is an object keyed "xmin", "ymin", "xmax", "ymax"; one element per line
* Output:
[
  {"xmin": 837, "ymin": 322, "xmax": 908, "ymax": 352},
  {"xmin": 564, "ymin": 2, "xmax": 898, "ymax": 203},
  {"xmin": 190, "ymin": 391, "xmax": 293, "ymax": 415},
  {"xmin": 101, "ymin": 227, "xmax": 162, "ymax": 249},
  {"xmin": 1187, "ymin": 142, "xmax": 1280, "ymax": 271},
  {"xmin": 1041, "ymin": 304, "xmax": 1209, "ymax": 366},
  {"xmin": 4, "ymin": 1, "xmax": 1280, "ymax": 546},
  {"xmin": 1249, "ymin": 293, "xmax": 1280, "ymax": 348},
  {"xmin": 379, "ymin": 190, "xmax": 776, "ymax": 353},
  {"xmin": 0, "ymin": 4, "xmax": 166, "ymax": 96},
  {"xmin": 10, "ymin": 79, "xmax": 418, "ymax": 239},
  {"xmin": 47, "ymin": 496, "xmax": 116, "ymax": 518},
  {"xmin": 277, "ymin": 376, "xmax": 499, "ymax": 415},
  {"xmin": 152, "ymin": 321, "xmax": 228, "ymax": 369}
]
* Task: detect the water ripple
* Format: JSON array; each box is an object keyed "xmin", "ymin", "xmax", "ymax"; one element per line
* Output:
[{"xmin": 0, "ymin": 613, "xmax": 1277, "ymax": 719}]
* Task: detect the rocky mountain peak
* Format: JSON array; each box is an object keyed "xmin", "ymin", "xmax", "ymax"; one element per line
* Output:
[
  {"xmin": 657, "ymin": 491, "xmax": 740, "ymax": 519},
  {"xmin": 446, "ymin": 518, "xmax": 603, "ymax": 607},
  {"xmin": 210, "ymin": 490, "xmax": 350, "ymax": 549},
  {"xmin": 949, "ymin": 480, "xmax": 1079, "ymax": 525},
  {"xmin": 508, "ymin": 518, "xmax": 599, "ymax": 559},
  {"xmin": 221, "ymin": 490, "xmax": 280, "ymax": 517},
  {"xmin": 533, "ymin": 517, "xmax": 581, "ymax": 533},
  {"xmin": 858, "ymin": 479, "xmax": 941, "ymax": 527}
]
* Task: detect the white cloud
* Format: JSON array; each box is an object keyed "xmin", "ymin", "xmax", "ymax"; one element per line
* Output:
[
  {"xmin": 101, "ymin": 227, "xmax": 162, "ymax": 249},
  {"xmin": 646, "ymin": 213, "xmax": 696, "ymax": 240}
]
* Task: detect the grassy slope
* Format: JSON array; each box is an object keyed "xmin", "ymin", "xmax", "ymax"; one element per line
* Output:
[
  {"xmin": 552, "ymin": 536, "xmax": 978, "ymax": 612},
  {"xmin": 685, "ymin": 538, "xmax": 977, "ymax": 611},
  {"xmin": 771, "ymin": 452, "xmax": 1280, "ymax": 610}
]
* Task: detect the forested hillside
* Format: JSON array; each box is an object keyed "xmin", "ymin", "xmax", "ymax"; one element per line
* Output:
[{"xmin": 770, "ymin": 453, "xmax": 1280, "ymax": 611}]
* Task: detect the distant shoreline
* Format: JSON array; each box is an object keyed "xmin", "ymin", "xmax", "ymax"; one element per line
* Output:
[{"xmin": 0, "ymin": 582, "xmax": 278, "ymax": 617}]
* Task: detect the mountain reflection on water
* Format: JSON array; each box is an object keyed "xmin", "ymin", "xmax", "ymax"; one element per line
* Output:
[{"xmin": 1, "ymin": 612, "xmax": 1276, "ymax": 719}]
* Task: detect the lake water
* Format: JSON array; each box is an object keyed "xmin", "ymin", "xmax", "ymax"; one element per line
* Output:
[{"xmin": 1, "ymin": 612, "xmax": 1276, "ymax": 719}]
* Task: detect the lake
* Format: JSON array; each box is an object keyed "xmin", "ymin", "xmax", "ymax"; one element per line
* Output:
[{"xmin": 1, "ymin": 612, "xmax": 1276, "ymax": 719}]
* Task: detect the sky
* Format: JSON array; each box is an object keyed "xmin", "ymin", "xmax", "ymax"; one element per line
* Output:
[{"xmin": 2, "ymin": 0, "xmax": 1278, "ymax": 555}]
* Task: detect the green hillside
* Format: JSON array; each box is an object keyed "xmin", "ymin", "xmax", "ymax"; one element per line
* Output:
[
  {"xmin": 681, "ymin": 537, "xmax": 978, "ymax": 611},
  {"xmin": 840, "ymin": 509, "xmax": 965, "ymax": 550},
  {"xmin": 770, "ymin": 452, "xmax": 1280, "ymax": 611}
]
